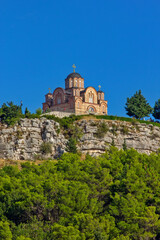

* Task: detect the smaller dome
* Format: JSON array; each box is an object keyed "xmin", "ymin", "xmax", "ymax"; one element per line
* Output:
[{"xmin": 66, "ymin": 72, "xmax": 82, "ymax": 79}]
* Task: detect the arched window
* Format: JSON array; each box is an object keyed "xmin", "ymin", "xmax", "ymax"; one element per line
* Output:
[
  {"xmin": 56, "ymin": 93, "xmax": 62, "ymax": 104},
  {"xmin": 57, "ymin": 97, "xmax": 61, "ymax": 104},
  {"xmin": 75, "ymin": 79, "xmax": 77, "ymax": 87},
  {"xmin": 89, "ymin": 91, "xmax": 93, "ymax": 103},
  {"xmin": 79, "ymin": 80, "xmax": 81, "ymax": 88},
  {"xmin": 70, "ymin": 79, "xmax": 73, "ymax": 87},
  {"xmin": 89, "ymin": 107, "xmax": 94, "ymax": 112}
]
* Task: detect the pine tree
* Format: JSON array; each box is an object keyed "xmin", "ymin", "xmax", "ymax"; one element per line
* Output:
[
  {"xmin": 153, "ymin": 99, "xmax": 160, "ymax": 120},
  {"xmin": 125, "ymin": 90, "xmax": 152, "ymax": 119}
]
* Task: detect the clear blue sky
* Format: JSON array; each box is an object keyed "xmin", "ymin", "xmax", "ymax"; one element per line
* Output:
[{"xmin": 0, "ymin": 0, "xmax": 160, "ymax": 116}]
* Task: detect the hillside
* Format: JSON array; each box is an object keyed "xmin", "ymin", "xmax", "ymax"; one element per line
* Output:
[
  {"xmin": 0, "ymin": 116, "xmax": 160, "ymax": 160},
  {"xmin": 0, "ymin": 149, "xmax": 160, "ymax": 239}
]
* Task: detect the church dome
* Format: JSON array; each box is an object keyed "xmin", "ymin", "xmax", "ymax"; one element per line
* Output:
[{"xmin": 66, "ymin": 72, "xmax": 82, "ymax": 79}]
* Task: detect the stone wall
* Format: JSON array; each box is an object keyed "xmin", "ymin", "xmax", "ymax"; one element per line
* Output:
[
  {"xmin": 42, "ymin": 111, "xmax": 74, "ymax": 118},
  {"xmin": 0, "ymin": 118, "xmax": 160, "ymax": 160}
]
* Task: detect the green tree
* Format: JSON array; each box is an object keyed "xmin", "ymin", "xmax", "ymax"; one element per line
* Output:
[
  {"xmin": 0, "ymin": 221, "xmax": 12, "ymax": 240},
  {"xmin": 0, "ymin": 102, "xmax": 23, "ymax": 125},
  {"xmin": 1, "ymin": 148, "xmax": 160, "ymax": 239},
  {"xmin": 50, "ymin": 224, "xmax": 80, "ymax": 240},
  {"xmin": 24, "ymin": 108, "xmax": 31, "ymax": 118},
  {"xmin": 153, "ymin": 99, "xmax": 160, "ymax": 120},
  {"xmin": 36, "ymin": 108, "xmax": 42, "ymax": 115},
  {"xmin": 125, "ymin": 90, "xmax": 152, "ymax": 119},
  {"xmin": 16, "ymin": 236, "xmax": 31, "ymax": 240}
]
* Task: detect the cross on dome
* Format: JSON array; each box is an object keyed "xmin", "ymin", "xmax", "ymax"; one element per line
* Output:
[
  {"xmin": 98, "ymin": 85, "xmax": 101, "ymax": 91},
  {"xmin": 72, "ymin": 64, "xmax": 76, "ymax": 72}
]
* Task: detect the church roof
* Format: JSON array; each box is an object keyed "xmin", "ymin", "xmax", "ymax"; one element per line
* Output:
[{"xmin": 66, "ymin": 72, "xmax": 82, "ymax": 79}]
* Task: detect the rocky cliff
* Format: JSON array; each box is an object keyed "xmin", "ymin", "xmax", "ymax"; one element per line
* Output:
[{"xmin": 0, "ymin": 118, "xmax": 160, "ymax": 160}]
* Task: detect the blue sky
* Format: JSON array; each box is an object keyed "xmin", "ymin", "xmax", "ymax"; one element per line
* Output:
[{"xmin": 0, "ymin": 0, "xmax": 160, "ymax": 116}]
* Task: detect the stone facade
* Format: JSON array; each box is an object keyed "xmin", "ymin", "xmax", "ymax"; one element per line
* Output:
[
  {"xmin": 0, "ymin": 118, "xmax": 160, "ymax": 160},
  {"xmin": 43, "ymin": 72, "xmax": 108, "ymax": 115}
]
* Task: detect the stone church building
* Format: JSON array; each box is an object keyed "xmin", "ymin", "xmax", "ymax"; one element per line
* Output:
[{"xmin": 43, "ymin": 70, "xmax": 108, "ymax": 116}]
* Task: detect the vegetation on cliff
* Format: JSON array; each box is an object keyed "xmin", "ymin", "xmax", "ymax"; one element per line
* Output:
[
  {"xmin": 0, "ymin": 101, "xmax": 160, "ymax": 129},
  {"xmin": 0, "ymin": 148, "xmax": 160, "ymax": 239}
]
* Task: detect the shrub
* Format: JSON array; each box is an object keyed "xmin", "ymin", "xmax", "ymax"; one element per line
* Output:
[
  {"xmin": 131, "ymin": 118, "xmax": 138, "ymax": 125},
  {"xmin": 90, "ymin": 121, "xmax": 98, "ymax": 127},
  {"xmin": 66, "ymin": 137, "xmax": 77, "ymax": 153},
  {"xmin": 121, "ymin": 125, "xmax": 129, "ymax": 135},
  {"xmin": 67, "ymin": 124, "xmax": 83, "ymax": 141},
  {"xmin": 40, "ymin": 142, "xmax": 52, "ymax": 155},
  {"xmin": 110, "ymin": 124, "xmax": 118, "ymax": 135},
  {"xmin": 95, "ymin": 122, "xmax": 109, "ymax": 138},
  {"xmin": 111, "ymin": 138, "xmax": 115, "ymax": 146},
  {"xmin": 36, "ymin": 108, "xmax": 42, "ymax": 115},
  {"xmin": 123, "ymin": 139, "xmax": 127, "ymax": 151},
  {"xmin": 17, "ymin": 130, "xmax": 23, "ymax": 139}
]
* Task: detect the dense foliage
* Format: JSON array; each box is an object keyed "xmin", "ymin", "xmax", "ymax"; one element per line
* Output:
[
  {"xmin": 153, "ymin": 99, "xmax": 160, "ymax": 120},
  {"xmin": 0, "ymin": 103, "xmax": 43, "ymax": 126},
  {"xmin": 0, "ymin": 102, "xmax": 23, "ymax": 125},
  {"xmin": 125, "ymin": 90, "xmax": 153, "ymax": 119},
  {"xmin": 0, "ymin": 148, "xmax": 160, "ymax": 239}
]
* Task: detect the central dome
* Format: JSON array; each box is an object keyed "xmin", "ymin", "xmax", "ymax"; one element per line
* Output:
[{"xmin": 66, "ymin": 72, "xmax": 82, "ymax": 79}]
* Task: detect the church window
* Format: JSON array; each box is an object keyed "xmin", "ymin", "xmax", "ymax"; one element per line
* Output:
[
  {"xmin": 89, "ymin": 91, "xmax": 93, "ymax": 103},
  {"xmin": 89, "ymin": 107, "xmax": 94, "ymax": 112},
  {"xmin": 57, "ymin": 97, "xmax": 61, "ymax": 104},
  {"xmin": 71, "ymin": 80, "xmax": 73, "ymax": 87},
  {"xmin": 75, "ymin": 79, "xmax": 77, "ymax": 87},
  {"xmin": 56, "ymin": 93, "xmax": 62, "ymax": 104},
  {"xmin": 79, "ymin": 80, "xmax": 81, "ymax": 87}
]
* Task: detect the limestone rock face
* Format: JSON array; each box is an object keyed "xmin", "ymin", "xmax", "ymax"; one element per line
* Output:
[
  {"xmin": 0, "ymin": 118, "xmax": 160, "ymax": 160},
  {"xmin": 0, "ymin": 118, "xmax": 67, "ymax": 160},
  {"xmin": 76, "ymin": 120, "xmax": 160, "ymax": 156}
]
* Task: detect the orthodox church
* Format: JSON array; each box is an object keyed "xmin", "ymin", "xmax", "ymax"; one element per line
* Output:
[{"xmin": 43, "ymin": 66, "xmax": 108, "ymax": 115}]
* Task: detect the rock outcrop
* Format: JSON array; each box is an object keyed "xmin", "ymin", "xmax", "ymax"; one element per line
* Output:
[
  {"xmin": 0, "ymin": 118, "xmax": 160, "ymax": 160},
  {"xmin": 0, "ymin": 118, "xmax": 67, "ymax": 160},
  {"xmin": 77, "ymin": 120, "xmax": 160, "ymax": 156}
]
